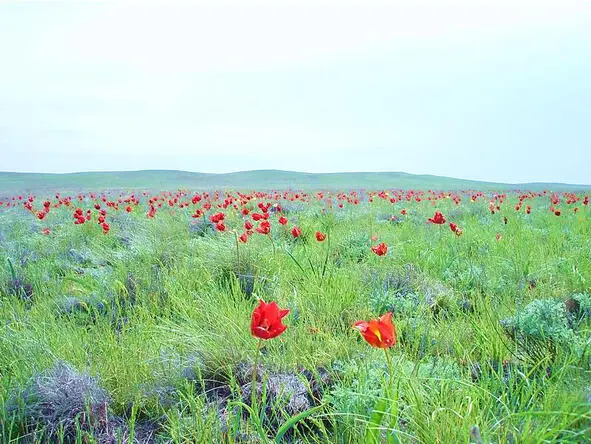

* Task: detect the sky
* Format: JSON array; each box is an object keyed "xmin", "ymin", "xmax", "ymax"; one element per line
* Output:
[{"xmin": 0, "ymin": 0, "xmax": 590, "ymax": 184}]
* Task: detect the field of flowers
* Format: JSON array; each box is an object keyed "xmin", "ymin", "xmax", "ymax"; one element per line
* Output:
[{"xmin": 0, "ymin": 187, "xmax": 590, "ymax": 443}]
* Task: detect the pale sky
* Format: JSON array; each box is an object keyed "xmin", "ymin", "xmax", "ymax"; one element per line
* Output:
[{"xmin": 0, "ymin": 1, "xmax": 590, "ymax": 184}]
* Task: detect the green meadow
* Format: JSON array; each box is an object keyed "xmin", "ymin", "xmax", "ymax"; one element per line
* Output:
[{"xmin": 0, "ymin": 177, "xmax": 589, "ymax": 443}]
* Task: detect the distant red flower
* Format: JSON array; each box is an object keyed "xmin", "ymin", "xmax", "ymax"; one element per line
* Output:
[
  {"xmin": 210, "ymin": 212, "xmax": 225, "ymax": 223},
  {"xmin": 256, "ymin": 220, "xmax": 271, "ymax": 235},
  {"xmin": 215, "ymin": 222, "xmax": 226, "ymax": 232},
  {"xmin": 449, "ymin": 222, "xmax": 462, "ymax": 236},
  {"xmin": 244, "ymin": 220, "xmax": 254, "ymax": 230},
  {"xmin": 252, "ymin": 213, "xmax": 262, "ymax": 221},
  {"xmin": 400, "ymin": 209, "xmax": 407, "ymax": 215},
  {"xmin": 278, "ymin": 216, "xmax": 288, "ymax": 225},
  {"xmin": 250, "ymin": 300, "xmax": 289, "ymax": 340},
  {"xmin": 371, "ymin": 242, "xmax": 388, "ymax": 256},
  {"xmin": 102, "ymin": 222, "xmax": 110, "ymax": 234},
  {"xmin": 291, "ymin": 226, "xmax": 301, "ymax": 238},
  {"xmin": 36, "ymin": 211, "xmax": 46, "ymax": 220},
  {"xmin": 554, "ymin": 210, "xmax": 561, "ymax": 216},
  {"xmin": 239, "ymin": 232, "xmax": 249, "ymax": 243},
  {"xmin": 315, "ymin": 231, "xmax": 326, "ymax": 242},
  {"xmin": 428, "ymin": 211, "xmax": 446, "ymax": 224},
  {"xmin": 41, "ymin": 227, "xmax": 51, "ymax": 235},
  {"xmin": 241, "ymin": 208, "xmax": 250, "ymax": 216},
  {"xmin": 353, "ymin": 312, "xmax": 396, "ymax": 349},
  {"xmin": 125, "ymin": 205, "xmax": 132, "ymax": 213}
]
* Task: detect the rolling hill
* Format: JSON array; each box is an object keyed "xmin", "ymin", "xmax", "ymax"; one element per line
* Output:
[{"xmin": 0, "ymin": 170, "xmax": 589, "ymax": 194}]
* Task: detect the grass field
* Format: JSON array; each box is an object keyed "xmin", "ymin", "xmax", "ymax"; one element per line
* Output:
[
  {"xmin": 2, "ymin": 170, "xmax": 590, "ymax": 194},
  {"xmin": 0, "ymin": 184, "xmax": 590, "ymax": 443}
]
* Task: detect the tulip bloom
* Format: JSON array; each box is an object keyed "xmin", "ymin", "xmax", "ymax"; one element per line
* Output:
[
  {"xmin": 449, "ymin": 222, "xmax": 463, "ymax": 236},
  {"xmin": 278, "ymin": 216, "xmax": 288, "ymax": 225},
  {"xmin": 428, "ymin": 211, "xmax": 446, "ymax": 224},
  {"xmin": 353, "ymin": 312, "xmax": 396, "ymax": 349},
  {"xmin": 250, "ymin": 300, "xmax": 289, "ymax": 340},
  {"xmin": 291, "ymin": 226, "xmax": 302, "ymax": 238},
  {"xmin": 255, "ymin": 220, "xmax": 271, "ymax": 235},
  {"xmin": 315, "ymin": 231, "xmax": 326, "ymax": 242},
  {"xmin": 371, "ymin": 242, "xmax": 388, "ymax": 256}
]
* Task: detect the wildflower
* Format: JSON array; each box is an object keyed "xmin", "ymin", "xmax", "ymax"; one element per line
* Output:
[
  {"xmin": 244, "ymin": 220, "xmax": 254, "ymax": 230},
  {"xmin": 239, "ymin": 232, "xmax": 249, "ymax": 243},
  {"xmin": 315, "ymin": 231, "xmax": 326, "ymax": 242},
  {"xmin": 278, "ymin": 215, "xmax": 288, "ymax": 225},
  {"xmin": 215, "ymin": 222, "xmax": 226, "ymax": 232},
  {"xmin": 250, "ymin": 300, "xmax": 290, "ymax": 340},
  {"xmin": 209, "ymin": 212, "xmax": 225, "ymax": 223},
  {"xmin": 102, "ymin": 222, "xmax": 110, "ymax": 234},
  {"xmin": 449, "ymin": 222, "xmax": 463, "ymax": 236},
  {"xmin": 428, "ymin": 211, "xmax": 446, "ymax": 224},
  {"xmin": 291, "ymin": 226, "xmax": 301, "ymax": 238},
  {"xmin": 256, "ymin": 220, "xmax": 271, "ymax": 235},
  {"xmin": 371, "ymin": 242, "xmax": 388, "ymax": 256},
  {"xmin": 353, "ymin": 312, "xmax": 396, "ymax": 349},
  {"xmin": 125, "ymin": 205, "xmax": 133, "ymax": 213}
]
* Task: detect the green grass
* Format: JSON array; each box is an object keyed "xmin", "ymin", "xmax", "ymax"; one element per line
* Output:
[
  {"xmin": 1, "ymin": 169, "xmax": 590, "ymax": 194},
  {"xmin": 0, "ymin": 188, "xmax": 590, "ymax": 442}
]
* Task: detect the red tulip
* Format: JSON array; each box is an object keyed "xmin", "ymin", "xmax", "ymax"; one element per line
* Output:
[
  {"xmin": 449, "ymin": 222, "xmax": 462, "ymax": 236},
  {"xmin": 256, "ymin": 220, "xmax": 271, "ymax": 235},
  {"xmin": 244, "ymin": 220, "xmax": 254, "ymax": 230},
  {"xmin": 315, "ymin": 231, "xmax": 326, "ymax": 242},
  {"xmin": 239, "ymin": 232, "xmax": 248, "ymax": 243},
  {"xmin": 353, "ymin": 312, "xmax": 396, "ymax": 349},
  {"xmin": 371, "ymin": 242, "xmax": 388, "ymax": 256},
  {"xmin": 278, "ymin": 216, "xmax": 288, "ymax": 225},
  {"xmin": 291, "ymin": 226, "xmax": 301, "ymax": 238},
  {"xmin": 215, "ymin": 222, "xmax": 226, "ymax": 232},
  {"xmin": 250, "ymin": 300, "xmax": 289, "ymax": 340},
  {"xmin": 210, "ymin": 212, "xmax": 225, "ymax": 223},
  {"xmin": 428, "ymin": 211, "xmax": 446, "ymax": 224}
]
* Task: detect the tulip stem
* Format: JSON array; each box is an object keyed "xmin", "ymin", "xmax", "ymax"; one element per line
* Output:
[
  {"xmin": 251, "ymin": 338, "xmax": 263, "ymax": 412},
  {"xmin": 267, "ymin": 233, "xmax": 276, "ymax": 255},
  {"xmin": 234, "ymin": 231, "xmax": 241, "ymax": 270},
  {"xmin": 384, "ymin": 348, "xmax": 394, "ymax": 396}
]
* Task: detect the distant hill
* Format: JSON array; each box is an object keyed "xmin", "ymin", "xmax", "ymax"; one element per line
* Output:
[{"xmin": 0, "ymin": 170, "xmax": 589, "ymax": 194}]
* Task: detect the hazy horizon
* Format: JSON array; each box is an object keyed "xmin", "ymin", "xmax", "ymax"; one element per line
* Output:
[{"xmin": 1, "ymin": 1, "xmax": 590, "ymax": 184}]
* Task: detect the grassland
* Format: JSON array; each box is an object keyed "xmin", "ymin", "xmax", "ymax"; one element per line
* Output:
[
  {"xmin": 1, "ymin": 170, "xmax": 590, "ymax": 194},
  {"xmin": 0, "ymin": 186, "xmax": 590, "ymax": 443}
]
